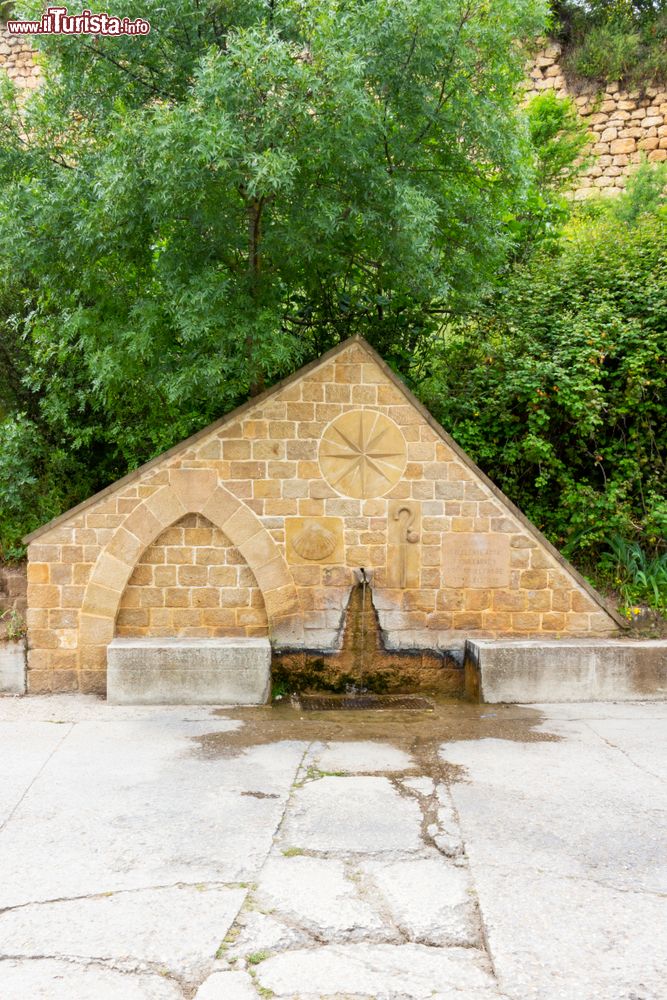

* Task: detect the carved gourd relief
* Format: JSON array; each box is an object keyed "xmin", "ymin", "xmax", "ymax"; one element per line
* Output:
[{"xmin": 319, "ymin": 410, "xmax": 407, "ymax": 499}]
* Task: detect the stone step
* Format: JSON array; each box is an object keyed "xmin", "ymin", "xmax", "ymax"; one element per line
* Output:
[
  {"xmin": 107, "ymin": 636, "xmax": 272, "ymax": 705},
  {"xmin": 465, "ymin": 639, "xmax": 667, "ymax": 703}
]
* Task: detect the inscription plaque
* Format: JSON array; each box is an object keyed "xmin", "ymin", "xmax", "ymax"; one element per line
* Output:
[{"xmin": 442, "ymin": 534, "xmax": 510, "ymax": 588}]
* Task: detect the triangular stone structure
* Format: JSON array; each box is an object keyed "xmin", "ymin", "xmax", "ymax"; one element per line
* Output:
[{"xmin": 25, "ymin": 337, "xmax": 621, "ymax": 695}]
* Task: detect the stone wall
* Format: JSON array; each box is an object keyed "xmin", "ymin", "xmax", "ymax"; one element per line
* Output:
[
  {"xmin": 116, "ymin": 513, "xmax": 268, "ymax": 639},
  {"xmin": 525, "ymin": 42, "xmax": 667, "ymax": 199},
  {"xmin": 0, "ymin": 563, "xmax": 27, "ymax": 640},
  {"xmin": 25, "ymin": 338, "xmax": 618, "ymax": 696},
  {"xmin": 0, "ymin": 24, "xmax": 40, "ymax": 89}
]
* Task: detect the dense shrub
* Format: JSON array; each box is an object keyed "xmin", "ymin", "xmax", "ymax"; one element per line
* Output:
[
  {"xmin": 418, "ymin": 207, "xmax": 667, "ymax": 573},
  {"xmin": 556, "ymin": 1, "xmax": 667, "ymax": 85}
]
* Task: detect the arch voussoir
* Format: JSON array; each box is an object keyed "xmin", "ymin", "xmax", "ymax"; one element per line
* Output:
[{"xmin": 79, "ymin": 478, "xmax": 302, "ymax": 654}]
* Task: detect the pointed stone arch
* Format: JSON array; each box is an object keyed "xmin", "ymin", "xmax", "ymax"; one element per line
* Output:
[{"xmin": 79, "ymin": 469, "xmax": 302, "ymax": 667}]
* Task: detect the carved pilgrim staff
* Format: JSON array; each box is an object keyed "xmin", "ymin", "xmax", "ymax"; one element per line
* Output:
[{"xmin": 394, "ymin": 506, "xmax": 419, "ymax": 588}]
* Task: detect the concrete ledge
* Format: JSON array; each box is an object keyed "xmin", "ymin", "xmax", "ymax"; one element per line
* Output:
[
  {"xmin": 107, "ymin": 637, "xmax": 271, "ymax": 705},
  {"xmin": 465, "ymin": 639, "xmax": 667, "ymax": 704},
  {"xmin": 0, "ymin": 641, "xmax": 26, "ymax": 694}
]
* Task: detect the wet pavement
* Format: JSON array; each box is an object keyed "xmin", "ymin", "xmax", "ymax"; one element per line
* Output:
[{"xmin": 0, "ymin": 695, "xmax": 665, "ymax": 999}]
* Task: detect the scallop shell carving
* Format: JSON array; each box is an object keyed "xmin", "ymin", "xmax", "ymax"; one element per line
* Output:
[{"xmin": 291, "ymin": 522, "xmax": 338, "ymax": 561}]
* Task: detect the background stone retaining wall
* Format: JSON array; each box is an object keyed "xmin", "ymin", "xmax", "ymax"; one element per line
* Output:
[
  {"xmin": 0, "ymin": 25, "xmax": 40, "ymax": 90},
  {"xmin": 525, "ymin": 42, "xmax": 667, "ymax": 199},
  {"xmin": 0, "ymin": 564, "xmax": 27, "ymax": 639}
]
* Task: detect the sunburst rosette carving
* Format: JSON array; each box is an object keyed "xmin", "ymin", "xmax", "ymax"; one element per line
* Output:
[{"xmin": 319, "ymin": 410, "xmax": 407, "ymax": 499}]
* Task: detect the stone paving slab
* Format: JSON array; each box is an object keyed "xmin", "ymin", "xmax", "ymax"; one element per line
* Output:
[
  {"xmin": 0, "ymin": 722, "xmax": 305, "ymax": 907},
  {"xmin": 253, "ymin": 943, "xmax": 500, "ymax": 999},
  {"xmin": 279, "ymin": 774, "xmax": 424, "ymax": 853},
  {"xmin": 195, "ymin": 970, "xmax": 258, "ymax": 1000},
  {"xmin": 463, "ymin": 865, "xmax": 667, "ymax": 1000},
  {"xmin": 251, "ymin": 854, "xmax": 391, "ymax": 942},
  {"xmin": 358, "ymin": 857, "xmax": 480, "ymax": 947},
  {"xmin": 306, "ymin": 739, "xmax": 415, "ymax": 774},
  {"xmin": 0, "ymin": 885, "xmax": 245, "ymax": 980},
  {"xmin": 444, "ymin": 709, "xmax": 667, "ymax": 1000},
  {"xmin": 0, "ymin": 959, "xmax": 183, "ymax": 1000},
  {"xmin": 444, "ymin": 728, "xmax": 667, "ymax": 894},
  {"xmin": 0, "ymin": 722, "xmax": 69, "ymax": 827}
]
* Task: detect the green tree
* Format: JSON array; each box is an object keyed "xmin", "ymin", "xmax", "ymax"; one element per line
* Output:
[
  {"xmin": 504, "ymin": 90, "xmax": 590, "ymax": 259},
  {"xmin": 0, "ymin": 0, "xmax": 546, "ymax": 554}
]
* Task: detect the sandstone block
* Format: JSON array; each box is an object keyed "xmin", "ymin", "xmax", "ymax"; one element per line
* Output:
[
  {"xmin": 123, "ymin": 504, "xmax": 163, "ymax": 546},
  {"xmin": 610, "ymin": 138, "xmax": 636, "ymax": 154},
  {"xmin": 107, "ymin": 636, "xmax": 271, "ymax": 705}
]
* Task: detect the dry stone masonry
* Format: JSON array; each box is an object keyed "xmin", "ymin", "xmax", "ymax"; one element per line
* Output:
[
  {"xmin": 24, "ymin": 338, "xmax": 620, "ymax": 696},
  {"xmin": 0, "ymin": 25, "xmax": 40, "ymax": 90},
  {"xmin": 525, "ymin": 42, "xmax": 667, "ymax": 199}
]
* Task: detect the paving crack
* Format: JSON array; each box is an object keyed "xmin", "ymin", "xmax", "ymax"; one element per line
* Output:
[
  {"xmin": 0, "ymin": 952, "xmax": 189, "ymax": 995},
  {"xmin": 0, "ymin": 879, "xmax": 251, "ymax": 917},
  {"xmin": 213, "ymin": 741, "xmax": 314, "ymax": 965},
  {"xmin": 0, "ymin": 722, "xmax": 74, "ymax": 835},
  {"xmin": 477, "ymin": 858, "xmax": 667, "ymax": 900},
  {"xmin": 583, "ymin": 720, "xmax": 667, "ymax": 786}
]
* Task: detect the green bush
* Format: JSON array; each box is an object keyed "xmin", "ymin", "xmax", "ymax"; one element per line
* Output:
[
  {"xmin": 417, "ymin": 208, "xmax": 667, "ymax": 573},
  {"xmin": 557, "ymin": 1, "xmax": 667, "ymax": 85}
]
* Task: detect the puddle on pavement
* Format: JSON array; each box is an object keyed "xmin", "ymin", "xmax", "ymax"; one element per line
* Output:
[{"xmin": 191, "ymin": 696, "xmax": 560, "ymax": 766}]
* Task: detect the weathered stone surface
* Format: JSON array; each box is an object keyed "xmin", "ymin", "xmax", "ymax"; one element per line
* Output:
[
  {"xmin": 254, "ymin": 943, "xmax": 499, "ymax": 999},
  {"xmin": 195, "ymin": 971, "xmax": 259, "ymax": 1000},
  {"xmin": 0, "ymin": 641, "xmax": 26, "ymax": 694},
  {"xmin": 107, "ymin": 637, "xmax": 271, "ymax": 705},
  {"xmin": 224, "ymin": 911, "xmax": 311, "ymax": 960},
  {"xmin": 279, "ymin": 775, "xmax": 423, "ymax": 853},
  {"xmin": 0, "ymin": 721, "xmax": 69, "ymax": 826},
  {"xmin": 465, "ymin": 638, "xmax": 667, "ymax": 703},
  {"xmin": 308, "ymin": 739, "xmax": 414, "ymax": 773},
  {"xmin": 253, "ymin": 855, "xmax": 391, "ymax": 941},
  {"xmin": 0, "ymin": 960, "xmax": 181, "ymax": 1000},
  {"xmin": 445, "ymin": 711, "xmax": 667, "ymax": 998},
  {"xmin": 0, "ymin": 885, "xmax": 245, "ymax": 979},
  {"xmin": 361, "ymin": 858, "xmax": 481, "ymax": 946},
  {"xmin": 0, "ymin": 720, "xmax": 304, "ymax": 907}
]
